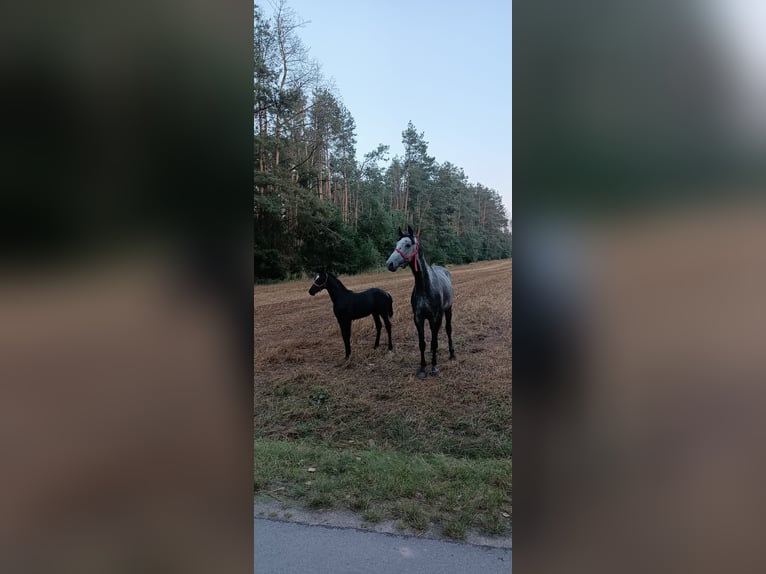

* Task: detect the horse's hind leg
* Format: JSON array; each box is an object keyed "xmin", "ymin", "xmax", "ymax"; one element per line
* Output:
[
  {"xmin": 429, "ymin": 314, "xmax": 443, "ymax": 376},
  {"xmin": 445, "ymin": 307, "xmax": 456, "ymax": 359},
  {"xmin": 383, "ymin": 314, "xmax": 393, "ymax": 351},
  {"xmin": 372, "ymin": 314, "xmax": 382, "ymax": 348}
]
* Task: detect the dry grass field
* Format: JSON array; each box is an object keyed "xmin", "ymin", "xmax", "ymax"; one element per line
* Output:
[
  {"xmin": 254, "ymin": 259, "xmax": 512, "ymax": 456},
  {"xmin": 254, "ymin": 259, "xmax": 512, "ymax": 537}
]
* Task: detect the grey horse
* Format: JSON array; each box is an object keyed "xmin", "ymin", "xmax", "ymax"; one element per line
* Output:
[{"xmin": 385, "ymin": 225, "xmax": 455, "ymax": 378}]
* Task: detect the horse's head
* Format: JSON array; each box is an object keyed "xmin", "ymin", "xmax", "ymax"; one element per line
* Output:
[
  {"xmin": 386, "ymin": 225, "xmax": 419, "ymax": 272},
  {"xmin": 309, "ymin": 271, "xmax": 329, "ymax": 295}
]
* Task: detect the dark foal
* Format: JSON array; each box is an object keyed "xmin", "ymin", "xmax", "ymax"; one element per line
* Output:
[
  {"xmin": 385, "ymin": 226, "xmax": 455, "ymax": 378},
  {"xmin": 308, "ymin": 271, "xmax": 394, "ymax": 360}
]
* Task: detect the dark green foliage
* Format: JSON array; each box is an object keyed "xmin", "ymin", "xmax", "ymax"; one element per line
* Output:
[{"xmin": 254, "ymin": 4, "xmax": 511, "ymax": 281}]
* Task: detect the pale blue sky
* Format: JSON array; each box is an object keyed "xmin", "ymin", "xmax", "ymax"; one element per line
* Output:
[{"xmin": 280, "ymin": 0, "xmax": 512, "ymax": 218}]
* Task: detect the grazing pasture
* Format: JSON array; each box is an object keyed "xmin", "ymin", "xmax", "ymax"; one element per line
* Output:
[{"xmin": 254, "ymin": 259, "xmax": 512, "ymax": 538}]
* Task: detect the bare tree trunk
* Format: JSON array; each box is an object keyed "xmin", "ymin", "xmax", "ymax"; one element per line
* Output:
[
  {"xmin": 318, "ymin": 144, "xmax": 324, "ymax": 199},
  {"xmin": 274, "ymin": 1, "xmax": 290, "ymax": 173},
  {"xmin": 403, "ymin": 170, "xmax": 410, "ymax": 216},
  {"xmin": 258, "ymin": 110, "xmax": 266, "ymax": 190},
  {"xmin": 390, "ymin": 172, "xmax": 395, "ymax": 210},
  {"xmin": 342, "ymin": 154, "xmax": 349, "ymax": 223},
  {"xmin": 274, "ymin": 122, "xmax": 281, "ymax": 171},
  {"xmin": 262, "ymin": 113, "xmax": 268, "ymax": 173},
  {"xmin": 354, "ymin": 180, "xmax": 360, "ymax": 230}
]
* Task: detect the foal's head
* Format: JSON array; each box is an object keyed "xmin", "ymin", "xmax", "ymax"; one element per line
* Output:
[
  {"xmin": 386, "ymin": 225, "xmax": 420, "ymax": 272},
  {"xmin": 308, "ymin": 271, "xmax": 330, "ymax": 295}
]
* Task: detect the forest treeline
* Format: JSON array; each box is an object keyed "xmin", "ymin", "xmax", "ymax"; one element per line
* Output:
[{"xmin": 254, "ymin": 2, "xmax": 511, "ymax": 281}]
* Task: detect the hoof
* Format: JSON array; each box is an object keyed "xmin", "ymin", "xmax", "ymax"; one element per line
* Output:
[
  {"xmin": 430, "ymin": 366, "xmax": 439, "ymax": 376},
  {"xmin": 449, "ymin": 352, "xmax": 456, "ymax": 360},
  {"xmin": 417, "ymin": 370, "xmax": 427, "ymax": 379}
]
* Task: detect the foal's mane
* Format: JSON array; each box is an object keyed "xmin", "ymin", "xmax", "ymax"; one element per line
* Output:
[{"xmin": 324, "ymin": 271, "xmax": 350, "ymax": 291}]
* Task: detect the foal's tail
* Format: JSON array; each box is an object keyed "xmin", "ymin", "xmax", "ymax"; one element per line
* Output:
[{"xmin": 387, "ymin": 292, "xmax": 394, "ymax": 318}]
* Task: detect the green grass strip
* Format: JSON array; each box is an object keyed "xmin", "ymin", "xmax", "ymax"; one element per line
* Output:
[{"xmin": 254, "ymin": 438, "xmax": 512, "ymax": 539}]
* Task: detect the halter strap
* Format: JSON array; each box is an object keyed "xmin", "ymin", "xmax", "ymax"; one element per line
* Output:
[
  {"xmin": 396, "ymin": 240, "xmax": 419, "ymax": 272},
  {"xmin": 313, "ymin": 274, "xmax": 328, "ymax": 288}
]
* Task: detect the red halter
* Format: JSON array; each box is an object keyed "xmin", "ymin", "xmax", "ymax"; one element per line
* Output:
[
  {"xmin": 396, "ymin": 240, "xmax": 419, "ymax": 272},
  {"xmin": 313, "ymin": 274, "xmax": 328, "ymax": 289}
]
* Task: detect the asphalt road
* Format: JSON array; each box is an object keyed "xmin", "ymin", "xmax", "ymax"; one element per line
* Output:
[{"xmin": 254, "ymin": 518, "xmax": 512, "ymax": 574}]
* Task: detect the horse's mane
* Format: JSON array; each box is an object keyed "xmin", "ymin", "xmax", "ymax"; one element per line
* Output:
[
  {"xmin": 316, "ymin": 270, "xmax": 338, "ymax": 278},
  {"xmin": 325, "ymin": 271, "xmax": 350, "ymax": 291}
]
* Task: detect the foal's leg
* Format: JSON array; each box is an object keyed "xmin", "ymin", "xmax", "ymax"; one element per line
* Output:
[
  {"xmin": 429, "ymin": 313, "xmax": 443, "ymax": 376},
  {"xmin": 339, "ymin": 320, "xmax": 352, "ymax": 360},
  {"xmin": 372, "ymin": 314, "xmax": 382, "ymax": 348},
  {"xmin": 383, "ymin": 314, "xmax": 393, "ymax": 351},
  {"xmin": 415, "ymin": 316, "xmax": 427, "ymax": 379},
  {"xmin": 445, "ymin": 307, "xmax": 456, "ymax": 359}
]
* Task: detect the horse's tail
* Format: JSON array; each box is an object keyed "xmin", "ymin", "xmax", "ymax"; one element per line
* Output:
[{"xmin": 387, "ymin": 292, "xmax": 394, "ymax": 318}]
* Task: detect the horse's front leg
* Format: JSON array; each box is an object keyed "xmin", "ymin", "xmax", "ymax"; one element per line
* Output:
[
  {"xmin": 339, "ymin": 319, "xmax": 352, "ymax": 362},
  {"xmin": 415, "ymin": 316, "xmax": 427, "ymax": 379},
  {"xmin": 429, "ymin": 313, "xmax": 443, "ymax": 376}
]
